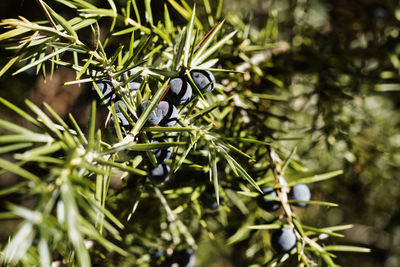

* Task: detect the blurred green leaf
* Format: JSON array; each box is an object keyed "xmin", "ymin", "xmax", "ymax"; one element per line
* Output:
[
  {"xmin": 2, "ymin": 222, "xmax": 35, "ymax": 264},
  {"xmin": 288, "ymin": 170, "xmax": 343, "ymax": 186},
  {"xmin": 0, "ymin": 158, "xmax": 41, "ymax": 183},
  {"xmin": 13, "ymin": 45, "xmax": 72, "ymax": 75},
  {"xmin": 323, "ymin": 245, "xmax": 371, "ymax": 253},
  {"xmin": 221, "ymin": 150, "xmax": 262, "ymax": 193}
]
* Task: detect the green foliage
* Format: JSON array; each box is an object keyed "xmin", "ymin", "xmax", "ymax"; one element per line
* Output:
[{"xmin": 1, "ymin": 0, "xmax": 391, "ymax": 266}]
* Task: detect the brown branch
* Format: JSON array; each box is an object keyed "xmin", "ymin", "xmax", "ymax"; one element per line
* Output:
[
  {"xmin": 267, "ymin": 146, "xmax": 318, "ymax": 266},
  {"xmin": 267, "ymin": 146, "xmax": 293, "ymax": 220}
]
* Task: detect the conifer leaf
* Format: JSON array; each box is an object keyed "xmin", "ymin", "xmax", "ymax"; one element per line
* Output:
[
  {"xmin": 183, "ymin": 6, "xmax": 196, "ymax": 66},
  {"xmin": 0, "ymin": 56, "xmax": 19, "ymax": 77},
  {"xmin": 222, "ymin": 151, "xmax": 262, "ymax": 193},
  {"xmin": 324, "ymin": 245, "xmax": 371, "ymax": 253},
  {"xmin": 247, "ymin": 224, "xmax": 281, "ymax": 230},
  {"xmin": 0, "ymin": 143, "xmax": 32, "ymax": 154},
  {"xmin": 2, "ymin": 222, "xmax": 35, "ymax": 264},
  {"xmin": 288, "ymin": 170, "xmax": 344, "ymax": 186},
  {"xmin": 88, "ymin": 101, "xmax": 96, "ymax": 150},
  {"xmin": 13, "ymin": 45, "xmax": 72, "ymax": 75},
  {"xmin": 38, "ymin": 238, "xmax": 51, "ymax": 267},
  {"xmin": 0, "ymin": 97, "xmax": 40, "ymax": 127},
  {"xmin": 192, "ymin": 30, "xmax": 237, "ymax": 66},
  {"xmin": 42, "ymin": 1, "xmax": 78, "ymax": 39},
  {"xmin": 0, "ymin": 158, "xmax": 41, "ymax": 183},
  {"xmin": 131, "ymin": 80, "xmax": 170, "ymax": 136}
]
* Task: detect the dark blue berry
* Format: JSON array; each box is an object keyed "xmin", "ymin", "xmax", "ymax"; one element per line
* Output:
[
  {"xmin": 167, "ymin": 248, "xmax": 196, "ymax": 267},
  {"xmin": 91, "ymin": 80, "xmax": 115, "ymax": 106},
  {"xmin": 110, "ymin": 100, "xmax": 132, "ymax": 135},
  {"xmin": 122, "ymin": 69, "xmax": 143, "ymax": 90},
  {"xmin": 128, "ymin": 80, "xmax": 142, "ymax": 90},
  {"xmin": 201, "ymin": 187, "xmax": 223, "ymax": 210},
  {"xmin": 166, "ymin": 78, "xmax": 193, "ymax": 105},
  {"xmin": 190, "ymin": 70, "xmax": 215, "ymax": 93},
  {"xmin": 373, "ymin": 8, "xmax": 386, "ymax": 21},
  {"xmin": 256, "ymin": 187, "xmax": 280, "ymax": 212},
  {"xmin": 271, "ymin": 228, "xmax": 297, "ymax": 253},
  {"xmin": 23, "ymin": 66, "xmax": 37, "ymax": 77},
  {"xmin": 136, "ymin": 100, "xmax": 164, "ymax": 126},
  {"xmin": 152, "ymin": 250, "xmax": 165, "ymax": 260},
  {"xmin": 158, "ymin": 101, "xmax": 178, "ymax": 127},
  {"xmin": 289, "ymin": 184, "xmax": 311, "ymax": 207},
  {"xmin": 148, "ymin": 163, "xmax": 170, "ymax": 184},
  {"xmin": 151, "ymin": 139, "xmax": 172, "ymax": 163},
  {"xmin": 114, "ymin": 100, "xmax": 127, "ymax": 113}
]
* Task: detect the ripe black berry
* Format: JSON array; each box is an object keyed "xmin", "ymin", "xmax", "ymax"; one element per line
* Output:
[
  {"xmin": 190, "ymin": 70, "xmax": 215, "ymax": 93},
  {"xmin": 152, "ymin": 250, "xmax": 164, "ymax": 260},
  {"xmin": 271, "ymin": 227, "xmax": 297, "ymax": 253},
  {"xmin": 289, "ymin": 184, "xmax": 311, "ymax": 207},
  {"xmin": 158, "ymin": 101, "xmax": 178, "ymax": 127},
  {"xmin": 165, "ymin": 248, "xmax": 196, "ymax": 267},
  {"xmin": 110, "ymin": 100, "xmax": 132, "ymax": 134},
  {"xmin": 122, "ymin": 69, "xmax": 143, "ymax": 90},
  {"xmin": 201, "ymin": 187, "xmax": 223, "ymax": 210},
  {"xmin": 151, "ymin": 139, "xmax": 172, "ymax": 163},
  {"xmin": 136, "ymin": 100, "xmax": 164, "ymax": 126},
  {"xmin": 256, "ymin": 187, "xmax": 280, "ymax": 212},
  {"xmin": 165, "ymin": 78, "xmax": 192, "ymax": 105},
  {"xmin": 148, "ymin": 163, "xmax": 170, "ymax": 184}
]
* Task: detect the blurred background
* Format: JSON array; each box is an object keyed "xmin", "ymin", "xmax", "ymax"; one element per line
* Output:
[{"xmin": 0, "ymin": 0, "xmax": 399, "ymax": 266}]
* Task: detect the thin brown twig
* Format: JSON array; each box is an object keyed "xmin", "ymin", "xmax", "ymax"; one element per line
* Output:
[
  {"xmin": 267, "ymin": 146, "xmax": 292, "ymax": 220},
  {"xmin": 267, "ymin": 146, "xmax": 317, "ymax": 266}
]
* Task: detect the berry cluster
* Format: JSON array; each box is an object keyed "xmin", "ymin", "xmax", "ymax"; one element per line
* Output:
[
  {"xmin": 256, "ymin": 184, "xmax": 311, "ymax": 212},
  {"xmin": 256, "ymin": 184, "xmax": 311, "ymax": 253},
  {"xmin": 91, "ymin": 70, "xmax": 216, "ymax": 263},
  {"xmin": 91, "ymin": 70, "xmax": 143, "ymax": 106},
  {"xmin": 144, "ymin": 70, "xmax": 215, "ymax": 184},
  {"xmin": 91, "ymin": 69, "xmax": 216, "ymax": 186}
]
